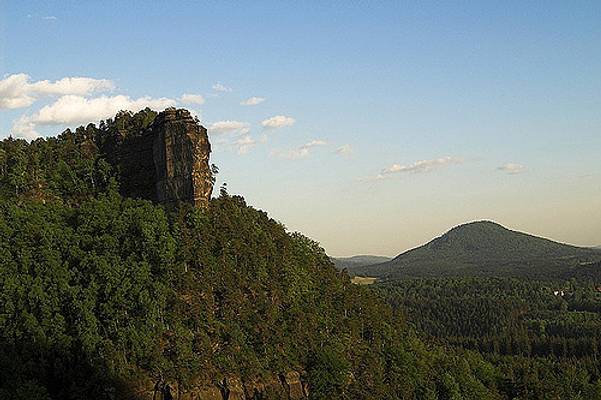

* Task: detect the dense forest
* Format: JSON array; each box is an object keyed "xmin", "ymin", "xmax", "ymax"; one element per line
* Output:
[
  {"xmin": 1, "ymin": 110, "xmax": 601, "ymax": 399},
  {"xmin": 376, "ymin": 276, "xmax": 601, "ymax": 399},
  {"xmin": 0, "ymin": 108, "xmax": 161, "ymax": 205}
]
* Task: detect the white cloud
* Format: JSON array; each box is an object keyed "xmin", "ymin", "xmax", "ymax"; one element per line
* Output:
[
  {"xmin": 42, "ymin": 16, "xmax": 57, "ymax": 20},
  {"xmin": 0, "ymin": 73, "xmax": 114, "ymax": 109},
  {"xmin": 498, "ymin": 163, "xmax": 526, "ymax": 174},
  {"xmin": 0, "ymin": 74, "xmax": 34, "ymax": 108},
  {"xmin": 335, "ymin": 144, "xmax": 353, "ymax": 157},
  {"xmin": 234, "ymin": 135, "xmax": 256, "ymax": 154},
  {"xmin": 12, "ymin": 94, "xmax": 176, "ymax": 139},
  {"xmin": 273, "ymin": 139, "xmax": 327, "ymax": 160},
  {"xmin": 208, "ymin": 120, "xmax": 250, "ymax": 135},
  {"xmin": 240, "ymin": 96, "xmax": 265, "ymax": 106},
  {"xmin": 29, "ymin": 76, "xmax": 114, "ymax": 96},
  {"xmin": 261, "ymin": 115, "xmax": 295, "ymax": 129},
  {"xmin": 306, "ymin": 139, "xmax": 327, "ymax": 147},
  {"xmin": 180, "ymin": 93, "xmax": 205, "ymax": 105},
  {"xmin": 212, "ymin": 83, "xmax": 232, "ymax": 93},
  {"xmin": 375, "ymin": 156, "xmax": 462, "ymax": 179}
]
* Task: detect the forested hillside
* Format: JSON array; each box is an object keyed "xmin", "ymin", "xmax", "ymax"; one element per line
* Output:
[
  {"xmin": 0, "ymin": 109, "xmax": 158, "ymax": 205},
  {"xmin": 377, "ymin": 276, "xmax": 601, "ymax": 399},
  {"xmin": 349, "ymin": 221, "xmax": 601, "ymax": 279},
  {"xmin": 2, "ymin": 187, "xmax": 526, "ymax": 399},
  {"xmin": 2, "ymin": 111, "xmax": 601, "ymax": 399},
  {"xmin": 0, "ymin": 111, "xmax": 515, "ymax": 400}
]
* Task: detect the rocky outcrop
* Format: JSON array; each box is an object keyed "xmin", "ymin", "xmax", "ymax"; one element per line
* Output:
[
  {"xmin": 152, "ymin": 108, "xmax": 213, "ymax": 208},
  {"xmin": 137, "ymin": 372, "xmax": 308, "ymax": 400},
  {"xmin": 102, "ymin": 108, "xmax": 213, "ymax": 208},
  {"xmin": 282, "ymin": 372, "xmax": 307, "ymax": 399}
]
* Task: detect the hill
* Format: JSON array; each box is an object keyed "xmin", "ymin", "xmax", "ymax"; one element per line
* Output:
[
  {"xmin": 331, "ymin": 255, "xmax": 391, "ymax": 270},
  {"xmin": 0, "ymin": 110, "xmax": 517, "ymax": 400},
  {"xmin": 4, "ymin": 111, "xmax": 599, "ymax": 399},
  {"xmin": 349, "ymin": 221, "xmax": 601, "ymax": 279}
]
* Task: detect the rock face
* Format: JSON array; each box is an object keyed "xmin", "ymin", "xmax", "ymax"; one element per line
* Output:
[
  {"xmin": 136, "ymin": 372, "xmax": 308, "ymax": 400},
  {"xmin": 152, "ymin": 108, "xmax": 213, "ymax": 208},
  {"xmin": 105, "ymin": 108, "xmax": 213, "ymax": 208},
  {"xmin": 283, "ymin": 372, "xmax": 307, "ymax": 399}
]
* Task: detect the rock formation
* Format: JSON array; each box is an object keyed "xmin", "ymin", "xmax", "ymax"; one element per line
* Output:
[
  {"xmin": 135, "ymin": 372, "xmax": 308, "ymax": 400},
  {"xmin": 152, "ymin": 108, "xmax": 213, "ymax": 208},
  {"xmin": 103, "ymin": 108, "xmax": 213, "ymax": 208}
]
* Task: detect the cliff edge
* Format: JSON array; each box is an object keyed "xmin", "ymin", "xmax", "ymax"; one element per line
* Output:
[{"xmin": 94, "ymin": 107, "xmax": 214, "ymax": 207}]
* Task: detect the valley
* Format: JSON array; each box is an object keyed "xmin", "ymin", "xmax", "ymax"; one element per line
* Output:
[{"xmin": 338, "ymin": 222, "xmax": 601, "ymax": 399}]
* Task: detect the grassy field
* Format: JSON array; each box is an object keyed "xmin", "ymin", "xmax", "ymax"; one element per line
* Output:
[{"xmin": 351, "ymin": 276, "xmax": 377, "ymax": 285}]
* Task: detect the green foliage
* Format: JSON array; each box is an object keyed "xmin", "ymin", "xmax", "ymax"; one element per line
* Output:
[
  {"xmin": 0, "ymin": 108, "xmax": 159, "ymax": 205},
  {"xmin": 350, "ymin": 221, "xmax": 601, "ymax": 279},
  {"xmin": 0, "ymin": 190, "xmax": 175, "ymax": 397},
  {"xmin": 378, "ymin": 277, "xmax": 601, "ymax": 399},
  {"xmin": 306, "ymin": 345, "xmax": 350, "ymax": 399},
  {"xmin": 0, "ymin": 187, "xmax": 509, "ymax": 399},
  {"xmin": 4, "ymin": 115, "xmax": 599, "ymax": 399}
]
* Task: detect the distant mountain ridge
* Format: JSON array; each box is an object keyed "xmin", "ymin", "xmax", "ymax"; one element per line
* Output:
[
  {"xmin": 349, "ymin": 221, "xmax": 601, "ymax": 279},
  {"xmin": 332, "ymin": 255, "xmax": 391, "ymax": 270}
]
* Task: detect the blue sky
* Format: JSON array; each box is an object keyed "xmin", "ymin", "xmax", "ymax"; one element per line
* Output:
[{"xmin": 1, "ymin": 1, "xmax": 600, "ymax": 256}]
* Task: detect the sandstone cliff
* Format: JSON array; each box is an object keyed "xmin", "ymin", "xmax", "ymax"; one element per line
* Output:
[
  {"xmin": 152, "ymin": 108, "xmax": 213, "ymax": 208},
  {"xmin": 133, "ymin": 371, "xmax": 308, "ymax": 400},
  {"xmin": 102, "ymin": 108, "xmax": 213, "ymax": 208}
]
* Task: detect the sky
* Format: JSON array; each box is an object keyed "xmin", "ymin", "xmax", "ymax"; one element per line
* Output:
[{"xmin": 1, "ymin": 1, "xmax": 600, "ymax": 256}]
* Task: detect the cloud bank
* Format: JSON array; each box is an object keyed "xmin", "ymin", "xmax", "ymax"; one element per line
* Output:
[
  {"xmin": 261, "ymin": 115, "xmax": 295, "ymax": 129},
  {"xmin": 12, "ymin": 94, "xmax": 176, "ymax": 139},
  {"xmin": 208, "ymin": 120, "xmax": 250, "ymax": 135},
  {"xmin": 180, "ymin": 94, "xmax": 205, "ymax": 105},
  {"xmin": 0, "ymin": 73, "xmax": 114, "ymax": 109},
  {"xmin": 374, "ymin": 156, "xmax": 463, "ymax": 180}
]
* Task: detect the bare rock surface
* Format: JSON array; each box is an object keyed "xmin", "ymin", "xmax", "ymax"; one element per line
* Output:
[{"xmin": 103, "ymin": 107, "xmax": 213, "ymax": 208}]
